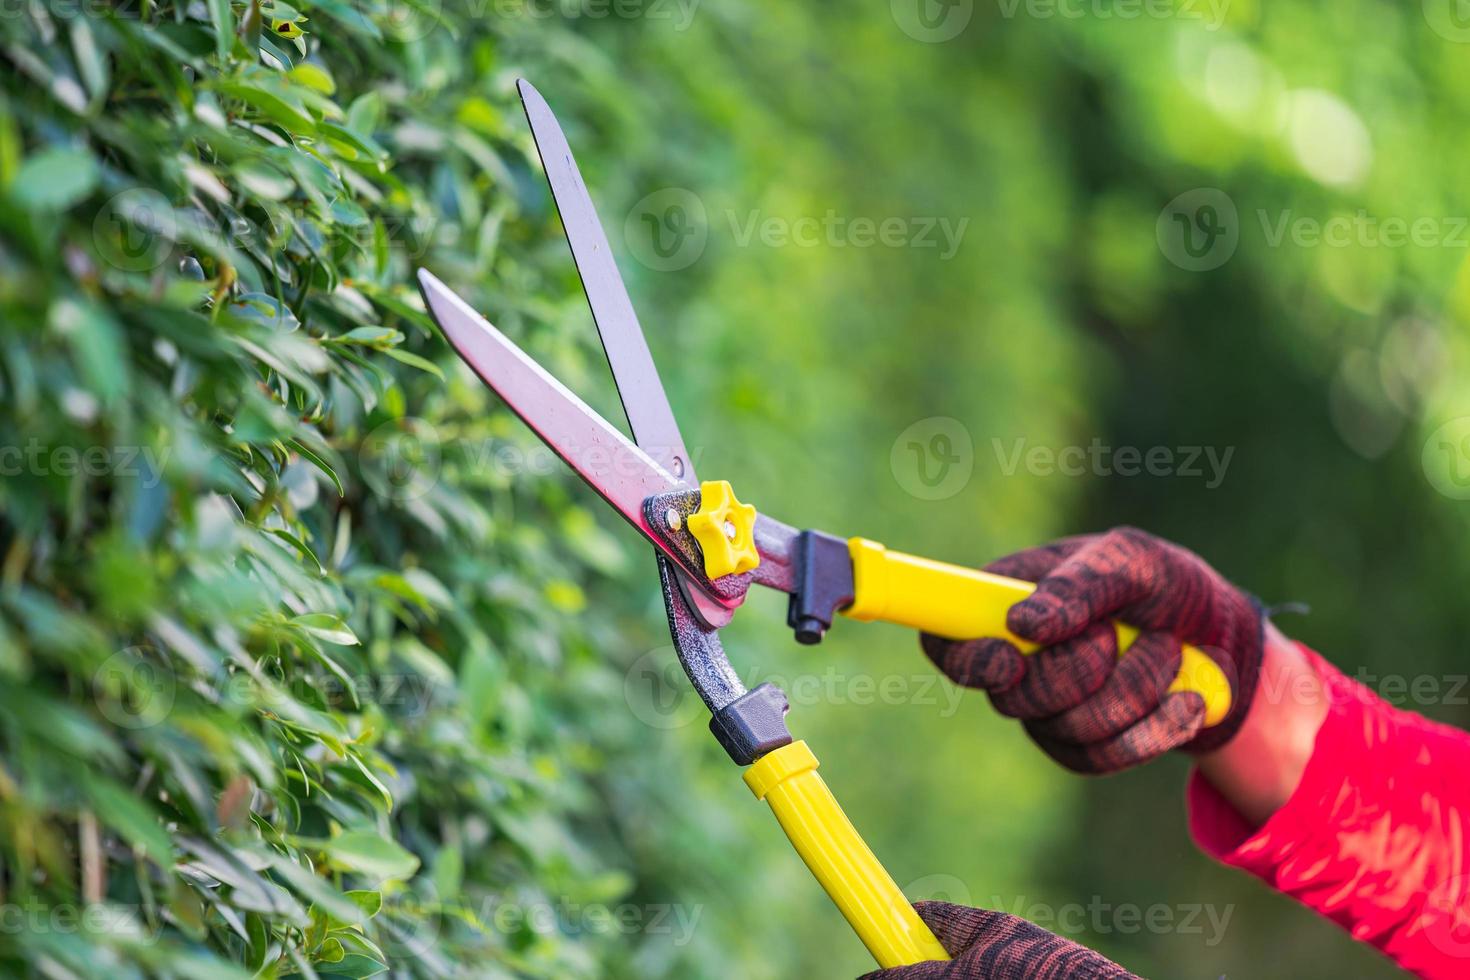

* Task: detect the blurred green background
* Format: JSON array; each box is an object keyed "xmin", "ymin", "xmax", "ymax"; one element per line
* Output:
[{"xmin": 2, "ymin": 0, "xmax": 1467, "ymax": 976}]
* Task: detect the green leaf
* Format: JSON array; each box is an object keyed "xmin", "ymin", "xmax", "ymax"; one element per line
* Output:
[
  {"xmin": 320, "ymin": 121, "xmax": 386, "ymax": 164},
  {"xmin": 384, "ymin": 347, "xmax": 444, "ymax": 380},
  {"xmin": 288, "ymin": 438, "xmax": 345, "ymax": 496},
  {"xmin": 218, "ymin": 78, "xmax": 317, "ymax": 134},
  {"xmin": 49, "ymin": 297, "xmax": 129, "ymax": 407},
  {"xmin": 315, "ymin": 830, "xmax": 420, "ymax": 881},
  {"xmin": 290, "ymin": 63, "xmax": 336, "ymax": 95},
  {"xmin": 292, "ymin": 612, "xmax": 359, "ymax": 646},
  {"xmin": 11, "ymin": 146, "xmax": 98, "ymax": 210},
  {"xmin": 346, "ymin": 751, "xmax": 392, "ymax": 810},
  {"xmin": 82, "ymin": 776, "xmax": 173, "ymax": 866},
  {"xmin": 68, "ymin": 19, "xmax": 109, "ymax": 103},
  {"xmin": 239, "ymin": 0, "xmax": 263, "ymax": 49},
  {"xmin": 266, "ymin": 528, "xmax": 324, "ymax": 573},
  {"xmin": 266, "ymin": 852, "xmax": 365, "ymax": 925},
  {"xmin": 233, "ymin": 161, "xmax": 296, "ymax": 200},
  {"xmin": 208, "ymin": 0, "xmax": 234, "ymax": 58},
  {"xmin": 334, "ymin": 326, "xmax": 402, "ymax": 348},
  {"xmin": 344, "ymin": 890, "xmax": 382, "ymax": 918},
  {"xmin": 318, "ymin": 955, "xmax": 387, "ymax": 979}
]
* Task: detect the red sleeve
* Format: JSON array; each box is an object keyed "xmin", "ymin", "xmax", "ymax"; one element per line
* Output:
[{"xmin": 1187, "ymin": 645, "xmax": 1470, "ymax": 979}]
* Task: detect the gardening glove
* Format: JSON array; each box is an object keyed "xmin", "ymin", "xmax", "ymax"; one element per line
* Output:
[
  {"xmin": 860, "ymin": 901, "xmax": 1140, "ymax": 980},
  {"xmin": 922, "ymin": 527, "xmax": 1263, "ymax": 773}
]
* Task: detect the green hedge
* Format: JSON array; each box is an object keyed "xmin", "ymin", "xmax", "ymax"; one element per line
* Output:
[{"xmin": 0, "ymin": 4, "xmax": 762, "ymax": 977}]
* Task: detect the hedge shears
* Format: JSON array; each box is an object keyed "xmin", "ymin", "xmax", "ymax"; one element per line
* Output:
[{"xmin": 416, "ymin": 79, "xmax": 1232, "ymax": 969}]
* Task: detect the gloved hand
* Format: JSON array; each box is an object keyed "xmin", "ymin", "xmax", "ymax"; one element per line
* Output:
[
  {"xmin": 922, "ymin": 528, "xmax": 1263, "ymax": 773},
  {"xmin": 860, "ymin": 902, "xmax": 1140, "ymax": 979}
]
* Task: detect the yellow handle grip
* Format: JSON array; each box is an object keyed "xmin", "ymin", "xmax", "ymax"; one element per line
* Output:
[
  {"xmin": 746, "ymin": 741, "xmax": 950, "ymax": 967},
  {"xmin": 841, "ymin": 538, "xmax": 1232, "ymax": 726}
]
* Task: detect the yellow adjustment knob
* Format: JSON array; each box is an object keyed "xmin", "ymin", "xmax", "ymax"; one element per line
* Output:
[{"xmin": 687, "ymin": 480, "xmax": 760, "ymax": 579}]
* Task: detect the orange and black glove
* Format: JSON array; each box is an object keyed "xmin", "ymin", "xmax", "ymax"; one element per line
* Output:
[
  {"xmin": 860, "ymin": 902, "xmax": 1139, "ymax": 979},
  {"xmin": 922, "ymin": 528, "xmax": 1264, "ymax": 773}
]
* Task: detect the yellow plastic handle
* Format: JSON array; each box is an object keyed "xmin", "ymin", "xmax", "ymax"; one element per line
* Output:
[
  {"xmin": 841, "ymin": 538, "xmax": 1232, "ymax": 726},
  {"xmin": 746, "ymin": 741, "xmax": 950, "ymax": 968}
]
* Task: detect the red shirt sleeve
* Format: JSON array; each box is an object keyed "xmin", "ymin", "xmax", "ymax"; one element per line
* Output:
[{"xmin": 1187, "ymin": 645, "xmax": 1470, "ymax": 978}]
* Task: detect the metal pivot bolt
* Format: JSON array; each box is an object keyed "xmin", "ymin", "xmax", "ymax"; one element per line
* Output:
[{"xmin": 687, "ymin": 480, "xmax": 760, "ymax": 579}]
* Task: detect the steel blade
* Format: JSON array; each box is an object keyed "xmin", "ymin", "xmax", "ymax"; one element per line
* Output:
[
  {"xmin": 519, "ymin": 80, "xmax": 735, "ymax": 630},
  {"xmin": 418, "ymin": 270, "xmax": 736, "ymax": 624},
  {"xmin": 517, "ymin": 78, "xmax": 695, "ymax": 485}
]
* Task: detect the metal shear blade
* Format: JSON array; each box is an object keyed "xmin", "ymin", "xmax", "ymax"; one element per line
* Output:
[{"xmin": 516, "ymin": 78, "xmax": 737, "ymax": 631}]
